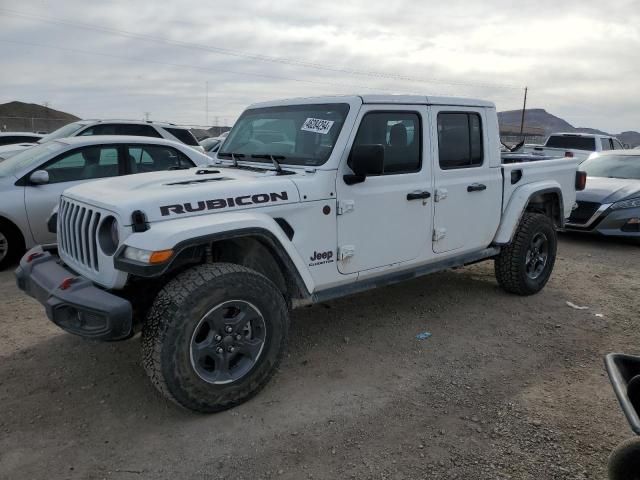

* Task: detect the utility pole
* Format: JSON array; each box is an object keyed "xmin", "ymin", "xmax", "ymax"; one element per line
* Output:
[
  {"xmin": 519, "ymin": 86, "xmax": 528, "ymax": 138},
  {"xmin": 144, "ymin": 112, "xmax": 150, "ymax": 121},
  {"xmin": 43, "ymin": 101, "xmax": 50, "ymax": 133},
  {"xmin": 205, "ymin": 81, "xmax": 209, "ymax": 126}
]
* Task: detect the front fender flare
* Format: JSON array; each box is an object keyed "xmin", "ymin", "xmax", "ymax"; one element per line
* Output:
[{"xmin": 114, "ymin": 211, "xmax": 314, "ymax": 295}]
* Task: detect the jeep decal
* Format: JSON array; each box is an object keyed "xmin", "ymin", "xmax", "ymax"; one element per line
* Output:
[
  {"xmin": 160, "ymin": 191, "xmax": 289, "ymax": 216},
  {"xmin": 308, "ymin": 250, "xmax": 334, "ymax": 267}
]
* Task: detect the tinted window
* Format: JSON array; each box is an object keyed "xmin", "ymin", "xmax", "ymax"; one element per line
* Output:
[
  {"xmin": 117, "ymin": 124, "xmax": 162, "ymax": 137},
  {"xmin": 220, "ymin": 103, "xmax": 350, "ymax": 166},
  {"xmin": 600, "ymin": 138, "xmax": 612, "ymax": 151},
  {"xmin": 43, "ymin": 146, "xmax": 119, "ymax": 183},
  {"xmin": 0, "ymin": 136, "xmax": 40, "ymax": 146},
  {"xmin": 438, "ymin": 113, "xmax": 483, "ymax": 169},
  {"xmin": 352, "ymin": 112, "xmax": 421, "ymax": 174},
  {"xmin": 164, "ymin": 127, "xmax": 199, "ymax": 146},
  {"xmin": 545, "ymin": 135, "xmax": 596, "ymax": 151},
  {"xmin": 580, "ymin": 154, "xmax": 640, "ymax": 180},
  {"xmin": 126, "ymin": 145, "xmax": 194, "ymax": 174}
]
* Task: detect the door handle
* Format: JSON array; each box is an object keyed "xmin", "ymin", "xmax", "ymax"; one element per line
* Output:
[
  {"xmin": 407, "ymin": 191, "xmax": 431, "ymax": 201},
  {"xmin": 467, "ymin": 183, "xmax": 486, "ymax": 192}
]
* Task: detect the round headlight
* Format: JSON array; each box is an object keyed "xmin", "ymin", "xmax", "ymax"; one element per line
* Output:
[{"xmin": 98, "ymin": 216, "xmax": 119, "ymax": 255}]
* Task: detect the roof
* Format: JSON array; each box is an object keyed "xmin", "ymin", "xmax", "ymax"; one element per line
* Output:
[
  {"xmin": 0, "ymin": 132, "xmax": 43, "ymax": 137},
  {"xmin": 249, "ymin": 94, "xmax": 495, "ymax": 109},
  {"xmin": 593, "ymin": 149, "xmax": 640, "ymax": 156},
  {"xmin": 551, "ymin": 132, "xmax": 615, "ymax": 138},
  {"xmin": 80, "ymin": 119, "xmax": 187, "ymax": 128},
  {"xmin": 53, "ymin": 135, "xmax": 192, "ymax": 147}
]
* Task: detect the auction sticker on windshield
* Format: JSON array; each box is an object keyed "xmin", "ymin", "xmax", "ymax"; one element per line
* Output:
[{"xmin": 301, "ymin": 118, "xmax": 334, "ymax": 135}]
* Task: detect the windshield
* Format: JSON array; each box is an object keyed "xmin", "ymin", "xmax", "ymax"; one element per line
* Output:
[
  {"xmin": 580, "ymin": 154, "xmax": 640, "ymax": 180},
  {"xmin": 545, "ymin": 135, "xmax": 596, "ymax": 151},
  {"xmin": 38, "ymin": 122, "xmax": 87, "ymax": 143},
  {"xmin": 0, "ymin": 142, "xmax": 66, "ymax": 177},
  {"xmin": 219, "ymin": 103, "xmax": 350, "ymax": 166}
]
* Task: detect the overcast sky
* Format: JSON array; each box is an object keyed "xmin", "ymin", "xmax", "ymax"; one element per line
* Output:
[{"xmin": 1, "ymin": 0, "xmax": 639, "ymax": 132}]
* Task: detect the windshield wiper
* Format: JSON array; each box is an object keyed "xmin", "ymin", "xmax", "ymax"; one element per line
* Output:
[
  {"xmin": 251, "ymin": 154, "xmax": 286, "ymax": 174},
  {"xmin": 218, "ymin": 152, "xmax": 245, "ymax": 167}
]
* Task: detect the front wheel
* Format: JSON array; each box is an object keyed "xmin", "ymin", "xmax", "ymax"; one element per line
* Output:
[
  {"xmin": 0, "ymin": 221, "xmax": 24, "ymax": 271},
  {"xmin": 142, "ymin": 263, "xmax": 289, "ymax": 413},
  {"xmin": 494, "ymin": 213, "xmax": 557, "ymax": 295}
]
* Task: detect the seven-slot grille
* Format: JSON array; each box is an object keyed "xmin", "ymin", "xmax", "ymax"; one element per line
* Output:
[
  {"xmin": 568, "ymin": 200, "xmax": 601, "ymax": 225},
  {"xmin": 58, "ymin": 198, "xmax": 102, "ymax": 272}
]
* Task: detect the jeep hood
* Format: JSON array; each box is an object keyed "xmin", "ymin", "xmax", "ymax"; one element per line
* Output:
[
  {"xmin": 63, "ymin": 166, "xmax": 301, "ymax": 224},
  {"xmin": 577, "ymin": 176, "xmax": 640, "ymax": 204}
]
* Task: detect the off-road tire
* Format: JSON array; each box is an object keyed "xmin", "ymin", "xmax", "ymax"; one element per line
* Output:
[
  {"xmin": 608, "ymin": 437, "xmax": 640, "ymax": 480},
  {"xmin": 0, "ymin": 220, "xmax": 24, "ymax": 271},
  {"xmin": 494, "ymin": 213, "xmax": 557, "ymax": 295},
  {"xmin": 142, "ymin": 263, "xmax": 289, "ymax": 413}
]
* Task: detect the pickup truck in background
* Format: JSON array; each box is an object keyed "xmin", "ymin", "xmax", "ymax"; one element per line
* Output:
[
  {"xmin": 16, "ymin": 94, "xmax": 585, "ymax": 413},
  {"xmin": 520, "ymin": 132, "xmax": 626, "ymax": 163}
]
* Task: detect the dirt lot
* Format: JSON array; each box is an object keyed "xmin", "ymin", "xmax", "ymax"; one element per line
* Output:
[{"xmin": 1, "ymin": 234, "xmax": 638, "ymax": 480}]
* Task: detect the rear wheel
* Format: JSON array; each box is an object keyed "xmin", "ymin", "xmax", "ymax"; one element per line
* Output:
[
  {"xmin": 0, "ymin": 221, "xmax": 25, "ymax": 271},
  {"xmin": 142, "ymin": 263, "xmax": 289, "ymax": 413},
  {"xmin": 494, "ymin": 213, "xmax": 557, "ymax": 295},
  {"xmin": 608, "ymin": 437, "xmax": 640, "ymax": 480}
]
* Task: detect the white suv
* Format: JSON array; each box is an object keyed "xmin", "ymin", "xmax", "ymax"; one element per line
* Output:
[{"xmin": 0, "ymin": 120, "xmax": 203, "ymax": 160}]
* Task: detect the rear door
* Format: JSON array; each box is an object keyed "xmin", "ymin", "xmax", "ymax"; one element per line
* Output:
[{"xmin": 430, "ymin": 107, "xmax": 502, "ymax": 254}]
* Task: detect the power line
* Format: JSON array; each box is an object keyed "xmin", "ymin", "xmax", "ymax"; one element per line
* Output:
[
  {"xmin": 0, "ymin": 38, "xmax": 417, "ymax": 94},
  {"xmin": 0, "ymin": 7, "xmax": 523, "ymax": 91}
]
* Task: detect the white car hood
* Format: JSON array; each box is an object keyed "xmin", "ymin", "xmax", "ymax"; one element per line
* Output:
[{"xmin": 63, "ymin": 166, "xmax": 301, "ymax": 224}]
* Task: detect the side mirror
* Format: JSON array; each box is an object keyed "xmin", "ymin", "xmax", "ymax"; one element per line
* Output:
[
  {"xmin": 29, "ymin": 170, "xmax": 49, "ymax": 185},
  {"xmin": 344, "ymin": 144, "xmax": 384, "ymax": 185}
]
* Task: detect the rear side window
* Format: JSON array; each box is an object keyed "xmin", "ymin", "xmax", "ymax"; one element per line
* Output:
[
  {"xmin": 546, "ymin": 135, "xmax": 596, "ymax": 151},
  {"xmin": 164, "ymin": 127, "xmax": 199, "ymax": 146},
  {"xmin": 351, "ymin": 112, "xmax": 421, "ymax": 174},
  {"xmin": 116, "ymin": 124, "xmax": 163, "ymax": 137},
  {"xmin": 126, "ymin": 145, "xmax": 194, "ymax": 174},
  {"xmin": 437, "ymin": 112, "xmax": 483, "ymax": 169}
]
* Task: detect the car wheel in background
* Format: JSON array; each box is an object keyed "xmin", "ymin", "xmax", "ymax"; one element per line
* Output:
[{"xmin": 0, "ymin": 220, "xmax": 25, "ymax": 270}]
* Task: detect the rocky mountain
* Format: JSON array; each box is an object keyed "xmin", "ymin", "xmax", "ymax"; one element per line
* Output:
[{"xmin": 498, "ymin": 108, "xmax": 640, "ymax": 147}]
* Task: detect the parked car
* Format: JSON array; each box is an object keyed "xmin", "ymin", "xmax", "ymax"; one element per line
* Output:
[
  {"xmin": 605, "ymin": 353, "xmax": 640, "ymax": 479},
  {"xmin": 0, "ymin": 136, "xmax": 212, "ymax": 269},
  {"xmin": 15, "ymin": 94, "xmax": 582, "ymax": 413},
  {"xmin": 565, "ymin": 150, "xmax": 640, "ymax": 239},
  {"xmin": 0, "ymin": 132, "xmax": 43, "ymax": 146},
  {"xmin": 522, "ymin": 132, "xmax": 625, "ymax": 163},
  {"xmin": 200, "ymin": 136, "xmax": 222, "ymax": 153},
  {"xmin": 0, "ymin": 119, "xmax": 204, "ymax": 160}
]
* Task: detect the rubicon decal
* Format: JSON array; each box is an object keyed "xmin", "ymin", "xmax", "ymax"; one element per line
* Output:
[
  {"xmin": 309, "ymin": 250, "xmax": 334, "ymax": 267},
  {"xmin": 160, "ymin": 191, "xmax": 289, "ymax": 216}
]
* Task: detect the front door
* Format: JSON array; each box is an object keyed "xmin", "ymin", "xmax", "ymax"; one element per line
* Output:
[
  {"xmin": 430, "ymin": 107, "xmax": 502, "ymax": 254},
  {"xmin": 336, "ymin": 106, "xmax": 433, "ymax": 274},
  {"xmin": 24, "ymin": 145, "xmax": 121, "ymax": 244}
]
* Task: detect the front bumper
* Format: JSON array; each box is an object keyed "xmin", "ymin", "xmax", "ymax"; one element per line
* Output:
[
  {"xmin": 15, "ymin": 246, "xmax": 133, "ymax": 341},
  {"xmin": 565, "ymin": 205, "xmax": 640, "ymax": 238}
]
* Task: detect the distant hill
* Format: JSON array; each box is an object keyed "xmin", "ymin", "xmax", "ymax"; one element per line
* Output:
[
  {"xmin": 498, "ymin": 108, "xmax": 640, "ymax": 147},
  {"xmin": 0, "ymin": 101, "xmax": 79, "ymax": 133}
]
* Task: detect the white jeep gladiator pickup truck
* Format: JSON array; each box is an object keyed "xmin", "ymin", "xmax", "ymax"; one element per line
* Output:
[
  {"xmin": 16, "ymin": 95, "xmax": 585, "ymax": 412},
  {"xmin": 523, "ymin": 132, "xmax": 626, "ymax": 162}
]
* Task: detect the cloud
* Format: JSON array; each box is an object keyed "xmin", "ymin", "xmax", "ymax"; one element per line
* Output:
[{"xmin": 0, "ymin": 0, "xmax": 638, "ymax": 132}]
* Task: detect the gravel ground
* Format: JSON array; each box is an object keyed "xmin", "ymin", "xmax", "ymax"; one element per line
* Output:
[{"xmin": 0, "ymin": 233, "xmax": 638, "ymax": 480}]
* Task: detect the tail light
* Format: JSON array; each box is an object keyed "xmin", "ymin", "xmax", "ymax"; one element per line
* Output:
[
  {"xmin": 575, "ymin": 171, "xmax": 587, "ymax": 191},
  {"xmin": 565, "ymin": 151, "xmax": 574, "ymax": 158}
]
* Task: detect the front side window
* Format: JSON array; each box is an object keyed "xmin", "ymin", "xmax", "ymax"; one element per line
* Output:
[
  {"xmin": 126, "ymin": 145, "xmax": 193, "ymax": 173},
  {"xmin": 220, "ymin": 103, "xmax": 350, "ymax": 166},
  {"xmin": 351, "ymin": 112, "xmax": 421, "ymax": 174},
  {"xmin": 438, "ymin": 112, "xmax": 483, "ymax": 169},
  {"xmin": 43, "ymin": 146, "xmax": 119, "ymax": 183}
]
